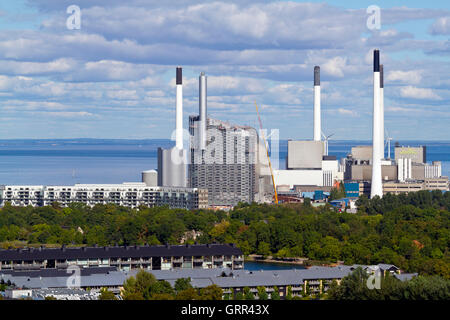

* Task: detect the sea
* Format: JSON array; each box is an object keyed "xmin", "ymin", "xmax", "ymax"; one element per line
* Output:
[{"xmin": 0, "ymin": 139, "xmax": 449, "ymax": 185}]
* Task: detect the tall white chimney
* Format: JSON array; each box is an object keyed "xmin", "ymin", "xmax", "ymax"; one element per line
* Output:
[
  {"xmin": 313, "ymin": 66, "xmax": 321, "ymax": 141},
  {"xmin": 199, "ymin": 72, "xmax": 207, "ymax": 151},
  {"xmin": 379, "ymin": 64, "xmax": 385, "ymax": 160},
  {"xmin": 175, "ymin": 66, "xmax": 183, "ymax": 149},
  {"xmin": 371, "ymin": 50, "xmax": 383, "ymax": 198}
]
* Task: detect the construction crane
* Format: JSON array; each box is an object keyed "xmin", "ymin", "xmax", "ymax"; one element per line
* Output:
[{"xmin": 254, "ymin": 101, "xmax": 278, "ymax": 204}]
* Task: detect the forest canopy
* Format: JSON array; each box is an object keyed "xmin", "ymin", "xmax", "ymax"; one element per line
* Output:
[{"xmin": 0, "ymin": 190, "xmax": 449, "ymax": 278}]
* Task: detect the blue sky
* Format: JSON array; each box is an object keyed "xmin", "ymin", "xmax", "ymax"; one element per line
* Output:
[{"xmin": 0, "ymin": 0, "xmax": 449, "ymax": 140}]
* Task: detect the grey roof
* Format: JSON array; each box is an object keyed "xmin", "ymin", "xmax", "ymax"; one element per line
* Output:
[
  {"xmin": 0, "ymin": 244, "xmax": 242, "ymax": 261},
  {"xmin": 349, "ymin": 264, "xmax": 399, "ymax": 272},
  {"xmin": 0, "ymin": 267, "xmax": 117, "ymax": 278},
  {"xmin": 394, "ymin": 273, "xmax": 418, "ymax": 281},
  {"xmin": 0, "ymin": 264, "xmax": 406, "ymax": 290}
]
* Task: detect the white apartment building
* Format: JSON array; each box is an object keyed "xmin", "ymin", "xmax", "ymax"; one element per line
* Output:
[{"xmin": 0, "ymin": 183, "xmax": 208, "ymax": 209}]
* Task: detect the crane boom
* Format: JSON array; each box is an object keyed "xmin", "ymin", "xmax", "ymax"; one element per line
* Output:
[{"xmin": 254, "ymin": 101, "xmax": 278, "ymax": 204}]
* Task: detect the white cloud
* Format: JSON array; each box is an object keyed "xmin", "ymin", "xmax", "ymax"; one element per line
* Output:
[
  {"xmin": 322, "ymin": 57, "xmax": 347, "ymax": 78},
  {"xmin": 0, "ymin": 1, "xmax": 448, "ymax": 139},
  {"xmin": 41, "ymin": 111, "xmax": 95, "ymax": 118},
  {"xmin": 399, "ymin": 86, "xmax": 442, "ymax": 100},
  {"xmin": 337, "ymin": 108, "xmax": 357, "ymax": 117},
  {"xmin": 430, "ymin": 16, "xmax": 450, "ymax": 35},
  {"xmin": 107, "ymin": 90, "xmax": 138, "ymax": 100},
  {"xmin": 0, "ymin": 58, "xmax": 75, "ymax": 75},
  {"xmin": 386, "ymin": 70, "xmax": 422, "ymax": 85}
]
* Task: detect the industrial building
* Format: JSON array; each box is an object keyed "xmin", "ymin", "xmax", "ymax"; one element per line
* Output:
[
  {"xmin": 273, "ymin": 66, "xmax": 344, "ymax": 191},
  {"xmin": 0, "ymin": 183, "xmax": 208, "ymax": 210},
  {"xmin": 187, "ymin": 71, "xmax": 268, "ymax": 207},
  {"xmin": 344, "ymin": 143, "xmax": 448, "ymax": 195},
  {"xmin": 154, "ymin": 69, "xmax": 267, "ymax": 208},
  {"xmin": 189, "ymin": 117, "xmax": 259, "ymax": 207},
  {"xmin": 0, "ymin": 244, "xmax": 244, "ymax": 272}
]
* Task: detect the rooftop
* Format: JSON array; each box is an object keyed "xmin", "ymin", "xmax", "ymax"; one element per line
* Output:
[{"xmin": 0, "ymin": 244, "xmax": 242, "ymax": 261}]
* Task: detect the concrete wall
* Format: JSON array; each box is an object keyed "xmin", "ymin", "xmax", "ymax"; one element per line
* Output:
[
  {"xmin": 274, "ymin": 169, "xmax": 323, "ymax": 188},
  {"xmin": 395, "ymin": 146, "xmax": 426, "ymax": 164},
  {"xmin": 287, "ymin": 140, "xmax": 324, "ymax": 169},
  {"xmin": 351, "ymin": 146, "xmax": 372, "ymax": 161},
  {"xmin": 412, "ymin": 164, "xmax": 425, "ymax": 180},
  {"xmin": 349, "ymin": 165, "xmax": 397, "ymax": 181}
]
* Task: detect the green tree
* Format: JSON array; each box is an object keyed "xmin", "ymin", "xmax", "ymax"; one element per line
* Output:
[
  {"xmin": 99, "ymin": 287, "xmax": 117, "ymax": 300},
  {"xmin": 174, "ymin": 278, "xmax": 192, "ymax": 293},
  {"xmin": 244, "ymin": 287, "xmax": 254, "ymax": 300},
  {"xmin": 257, "ymin": 286, "xmax": 268, "ymax": 300},
  {"xmin": 257, "ymin": 242, "xmax": 271, "ymax": 258},
  {"xmin": 286, "ymin": 286, "xmax": 293, "ymax": 300},
  {"xmin": 122, "ymin": 269, "xmax": 157, "ymax": 300},
  {"xmin": 271, "ymin": 286, "xmax": 280, "ymax": 300},
  {"xmin": 146, "ymin": 280, "xmax": 175, "ymax": 299},
  {"xmin": 199, "ymin": 285, "xmax": 223, "ymax": 300},
  {"xmin": 176, "ymin": 288, "xmax": 200, "ymax": 300}
]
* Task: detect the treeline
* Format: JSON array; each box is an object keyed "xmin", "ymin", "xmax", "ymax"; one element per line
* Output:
[
  {"xmin": 327, "ymin": 267, "xmax": 450, "ymax": 300},
  {"xmin": 102, "ymin": 270, "xmax": 286, "ymax": 300},
  {"xmin": 0, "ymin": 190, "xmax": 449, "ymax": 278},
  {"xmin": 103, "ymin": 270, "xmax": 223, "ymax": 300}
]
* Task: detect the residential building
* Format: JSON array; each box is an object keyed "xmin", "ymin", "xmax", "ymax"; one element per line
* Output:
[
  {"xmin": 0, "ymin": 183, "xmax": 208, "ymax": 210},
  {"xmin": 0, "ymin": 244, "xmax": 244, "ymax": 271}
]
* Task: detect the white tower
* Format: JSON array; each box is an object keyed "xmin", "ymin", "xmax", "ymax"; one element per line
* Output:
[
  {"xmin": 379, "ymin": 64, "xmax": 385, "ymax": 160},
  {"xmin": 313, "ymin": 66, "xmax": 321, "ymax": 141},
  {"xmin": 371, "ymin": 50, "xmax": 383, "ymax": 198},
  {"xmin": 175, "ymin": 66, "xmax": 183, "ymax": 149},
  {"xmin": 199, "ymin": 72, "xmax": 207, "ymax": 151}
]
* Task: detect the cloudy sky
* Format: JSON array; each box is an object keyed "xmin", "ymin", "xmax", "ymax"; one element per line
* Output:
[{"xmin": 0, "ymin": 0, "xmax": 449, "ymax": 140}]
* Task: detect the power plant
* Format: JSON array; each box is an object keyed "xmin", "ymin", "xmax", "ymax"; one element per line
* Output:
[
  {"xmin": 1, "ymin": 51, "xmax": 448, "ymax": 210},
  {"xmin": 153, "ymin": 56, "xmax": 447, "ymax": 207}
]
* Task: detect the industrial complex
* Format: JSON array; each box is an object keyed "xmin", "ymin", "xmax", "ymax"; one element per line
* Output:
[
  {"xmin": 0, "ymin": 50, "xmax": 448, "ymax": 211},
  {"xmin": 0, "ymin": 50, "xmax": 444, "ymax": 301}
]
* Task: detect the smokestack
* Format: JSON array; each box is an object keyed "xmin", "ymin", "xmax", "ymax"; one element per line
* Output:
[
  {"xmin": 379, "ymin": 64, "xmax": 384, "ymax": 160},
  {"xmin": 175, "ymin": 66, "xmax": 183, "ymax": 149},
  {"xmin": 313, "ymin": 66, "xmax": 321, "ymax": 141},
  {"xmin": 371, "ymin": 50, "xmax": 383, "ymax": 198},
  {"xmin": 199, "ymin": 72, "xmax": 207, "ymax": 151}
]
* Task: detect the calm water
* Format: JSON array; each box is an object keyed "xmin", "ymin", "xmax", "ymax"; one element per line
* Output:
[
  {"xmin": 0, "ymin": 139, "xmax": 449, "ymax": 185},
  {"xmin": 244, "ymin": 261, "xmax": 305, "ymax": 271}
]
